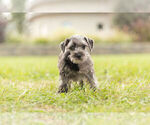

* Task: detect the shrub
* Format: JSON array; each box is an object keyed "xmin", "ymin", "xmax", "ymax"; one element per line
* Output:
[
  {"xmin": 86, "ymin": 34, "xmax": 103, "ymax": 44},
  {"xmin": 5, "ymin": 29, "xmax": 133, "ymax": 45},
  {"xmin": 31, "ymin": 28, "xmax": 75, "ymax": 44},
  {"xmin": 131, "ymin": 20, "xmax": 150, "ymax": 41},
  {"xmin": 33, "ymin": 37, "xmax": 51, "ymax": 44},
  {"xmin": 103, "ymin": 31, "xmax": 133, "ymax": 43},
  {"xmin": 114, "ymin": 14, "xmax": 150, "ymax": 41},
  {"xmin": 114, "ymin": 0, "xmax": 150, "ymax": 41},
  {"xmin": 51, "ymin": 28, "xmax": 75, "ymax": 44},
  {"xmin": 6, "ymin": 33, "xmax": 26, "ymax": 44},
  {"xmin": 87, "ymin": 31, "xmax": 133, "ymax": 44},
  {"xmin": 31, "ymin": 30, "xmax": 133, "ymax": 45}
]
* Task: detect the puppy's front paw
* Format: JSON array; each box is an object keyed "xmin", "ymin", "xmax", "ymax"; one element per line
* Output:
[{"xmin": 58, "ymin": 84, "xmax": 68, "ymax": 93}]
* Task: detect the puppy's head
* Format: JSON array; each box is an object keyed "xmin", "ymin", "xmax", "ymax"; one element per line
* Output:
[{"xmin": 60, "ymin": 35, "xmax": 94, "ymax": 64}]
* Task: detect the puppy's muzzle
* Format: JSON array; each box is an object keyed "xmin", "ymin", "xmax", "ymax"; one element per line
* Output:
[{"xmin": 74, "ymin": 52, "xmax": 84, "ymax": 59}]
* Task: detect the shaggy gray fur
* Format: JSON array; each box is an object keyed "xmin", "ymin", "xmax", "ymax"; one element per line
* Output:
[{"xmin": 58, "ymin": 35, "xmax": 98, "ymax": 93}]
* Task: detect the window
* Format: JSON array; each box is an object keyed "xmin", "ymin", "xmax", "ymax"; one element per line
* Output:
[
  {"xmin": 97, "ymin": 23, "xmax": 103, "ymax": 30},
  {"xmin": 62, "ymin": 21, "xmax": 72, "ymax": 27}
]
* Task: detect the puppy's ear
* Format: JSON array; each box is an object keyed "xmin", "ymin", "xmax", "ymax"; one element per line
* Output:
[
  {"xmin": 60, "ymin": 42, "xmax": 65, "ymax": 52},
  {"xmin": 84, "ymin": 37, "xmax": 94, "ymax": 51},
  {"xmin": 60, "ymin": 38, "xmax": 70, "ymax": 52}
]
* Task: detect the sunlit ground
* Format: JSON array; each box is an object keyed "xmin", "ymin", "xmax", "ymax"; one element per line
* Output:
[{"xmin": 0, "ymin": 55, "xmax": 150, "ymax": 124}]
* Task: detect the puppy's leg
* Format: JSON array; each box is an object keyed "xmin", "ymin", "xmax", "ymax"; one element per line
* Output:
[
  {"xmin": 58, "ymin": 77, "xmax": 69, "ymax": 93},
  {"xmin": 85, "ymin": 72, "xmax": 98, "ymax": 90},
  {"xmin": 79, "ymin": 80, "xmax": 84, "ymax": 88}
]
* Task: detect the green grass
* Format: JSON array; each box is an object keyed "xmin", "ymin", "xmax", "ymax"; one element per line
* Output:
[
  {"xmin": 0, "ymin": 55, "xmax": 150, "ymax": 113},
  {"xmin": 0, "ymin": 55, "xmax": 150, "ymax": 124}
]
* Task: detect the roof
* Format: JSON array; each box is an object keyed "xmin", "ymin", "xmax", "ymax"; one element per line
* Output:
[
  {"xmin": 26, "ymin": 0, "xmax": 117, "ymax": 13},
  {"xmin": 26, "ymin": 0, "xmax": 150, "ymax": 13}
]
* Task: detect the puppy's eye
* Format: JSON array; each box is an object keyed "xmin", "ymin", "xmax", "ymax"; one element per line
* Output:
[
  {"xmin": 69, "ymin": 46, "xmax": 75, "ymax": 50},
  {"xmin": 82, "ymin": 45, "xmax": 86, "ymax": 50}
]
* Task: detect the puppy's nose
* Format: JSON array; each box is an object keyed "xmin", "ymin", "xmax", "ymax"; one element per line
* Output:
[{"xmin": 74, "ymin": 53, "xmax": 82, "ymax": 58}]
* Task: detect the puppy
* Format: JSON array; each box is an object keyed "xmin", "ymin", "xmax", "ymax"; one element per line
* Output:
[{"xmin": 58, "ymin": 35, "xmax": 98, "ymax": 93}]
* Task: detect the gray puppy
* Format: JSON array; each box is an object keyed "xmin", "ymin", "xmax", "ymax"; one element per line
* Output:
[{"xmin": 58, "ymin": 35, "xmax": 98, "ymax": 93}]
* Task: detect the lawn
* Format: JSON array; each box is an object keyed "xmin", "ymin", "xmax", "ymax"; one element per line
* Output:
[{"xmin": 0, "ymin": 55, "xmax": 150, "ymax": 124}]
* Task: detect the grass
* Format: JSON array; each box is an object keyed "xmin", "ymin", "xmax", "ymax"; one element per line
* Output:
[{"xmin": 0, "ymin": 55, "xmax": 149, "ymax": 124}]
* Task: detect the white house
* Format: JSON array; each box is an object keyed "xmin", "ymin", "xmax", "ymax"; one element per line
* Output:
[{"xmin": 26, "ymin": 0, "xmax": 118, "ymax": 38}]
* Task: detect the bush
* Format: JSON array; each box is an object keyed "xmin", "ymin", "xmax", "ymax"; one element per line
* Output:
[
  {"xmin": 33, "ymin": 37, "xmax": 50, "ymax": 44},
  {"xmin": 87, "ymin": 31, "xmax": 133, "ymax": 44},
  {"xmin": 31, "ymin": 28, "xmax": 75, "ymax": 44},
  {"xmin": 6, "ymin": 33, "xmax": 26, "ymax": 43},
  {"xmin": 5, "ymin": 29, "xmax": 133, "ymax": 45},
  {"xmin": 51, "ymin": 28, "xmax": 75, "ymax": 43},
  {"xmin": 86, "ymin": 34, "xmax": 103, "ymax": 44},
  {"xmin": 114, "ymin": 0, "xmax": 150, "ymax": 41},
  {"xmin": 103, "ymin": 31, "xmax": 133, "ymax": 43},
  {"xmin": 131, "ymin": 20, "xmax": 150, "ymax": 41},
  {"xmin": 114, "ymin": 14, "xmax": 150, "ymax": 41}
]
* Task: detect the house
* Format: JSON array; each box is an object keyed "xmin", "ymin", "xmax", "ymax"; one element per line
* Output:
[{"xmin": 26, "ymin": 0, "xmax": 118, "ymax": 38}]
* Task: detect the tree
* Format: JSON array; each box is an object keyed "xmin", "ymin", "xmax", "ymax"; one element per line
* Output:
[
  {"xmin": 0, "ymin": 0, "xmax": 7, "ymax": 43},
  {"xmin": 11, "ymin": 0, "xmax": 26, "ymax": 33},
  {"xmin": 114, "ymin": 0, "xmax": 150, "ymax": 41},
  {"xmin": 115, "ymin": 0, "xmax": 150, "ymax": 12},
  {"xmin": 0, "ymin": 16, "xmax": 6, "ymax": 43}
]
